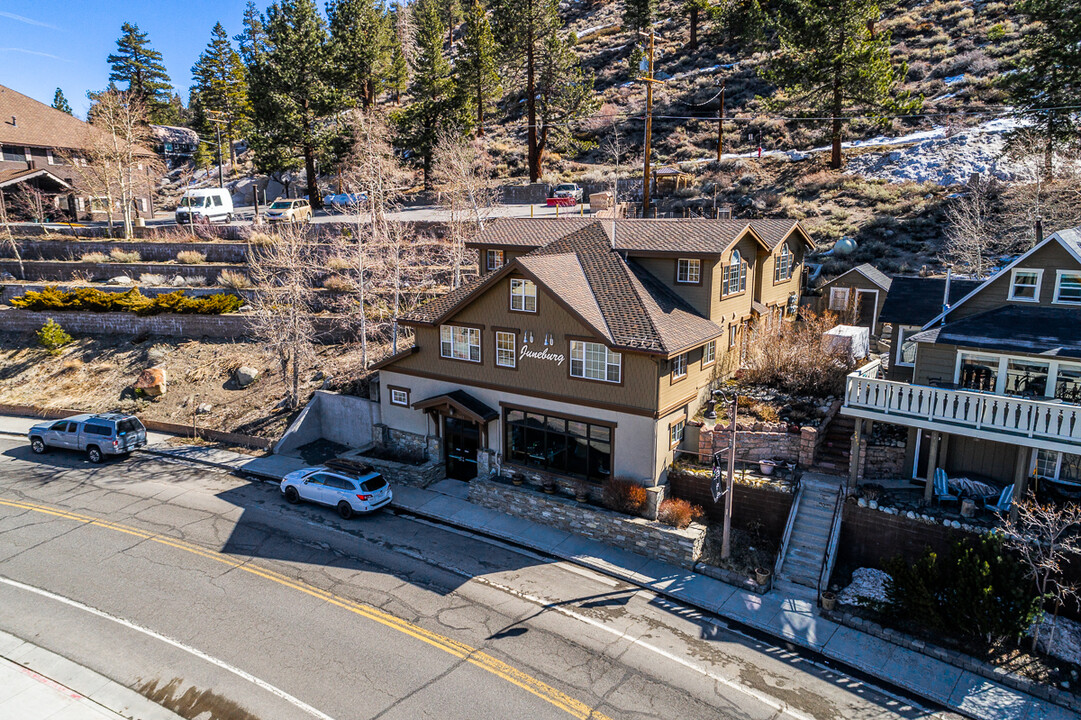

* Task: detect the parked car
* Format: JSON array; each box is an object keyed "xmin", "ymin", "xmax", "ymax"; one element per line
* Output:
[
  {"xmin": 551, "ymin": 183, "xmax": 584, "ymax": 203},
  {"xmin": 280, "ymin": 459, "xmax": 392, "ymax": 519},
  {"xmin": 28, "ymin": 413, "xmax": 148, "ymax": 463},
  {"xmin": 321, "ymin": 192, "xmax": 367, "ymax": 212},
  {"xmin": 265, "ymin": 198, "xmax": 312, "ymax": 224},
  {"xmin": 175, "ymin": 188, "xmax": 234, "ymax": 225}
]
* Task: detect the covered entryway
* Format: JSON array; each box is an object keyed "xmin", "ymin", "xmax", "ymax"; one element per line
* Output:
[
  {"xmin": 413, "ymin": 390, "xmax": 498, "ymax": 481},
  {"xmin": 0, "ymin": 167, "xmax": 75, "ymax": 223}
]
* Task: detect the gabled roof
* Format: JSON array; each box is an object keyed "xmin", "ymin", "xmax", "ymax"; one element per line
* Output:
[
  {"xmin": 880, "ymin": 276, "xmax": 982, "ymax": 325},
  {"xmin": 0, "ymin": 167, "xmax": 72, "ymax": 190},
  {"xmin": 907, "ymin": 306, "xmax": 1081, "ymax": 358},
  {"xmin": 822, "ymin": 263, "xmax": 892, "ymax": 292},
  {"xmin": 922, "ymin": 227, "xmax": 1081, "ymax": 328},
  {"xmin": 413, "ymin": 390, "xmax": 499, "ymax": 423},
  {"xmin": 403, "ymin": 221, "xmax": 724, "ymax": 355}
]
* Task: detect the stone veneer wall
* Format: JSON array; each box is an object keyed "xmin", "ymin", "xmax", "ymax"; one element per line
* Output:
[
  {"xmin": 863, "ymin": 444, "xmax": 906, "ymax": 479},
  {"xmin": 697, "ymin": 426, "xmax": 805, "ymax": 465},
  {"xmin": 468, "ymin": 477, "xmax": 706, "ymax": 568},
  {"xmin": 668, "ymin": 471, "xmax": 793, "ymax": 540}
]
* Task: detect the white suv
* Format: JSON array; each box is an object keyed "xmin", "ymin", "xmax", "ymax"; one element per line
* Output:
[{"xmin": 280, "ymin": 460, "xmax": 392, "ymax": 519}]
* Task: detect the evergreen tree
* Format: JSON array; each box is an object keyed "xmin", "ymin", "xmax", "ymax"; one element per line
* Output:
[
  {"xmin": 1006, "ymin": 0, "xmax": 1081, "ymax": 180},
  {"xmin": 328, "ymin": 0, "xmax": 392, "ymax": 108},
  {"xmin": 191, "ymin": 23, "xmax": 252, "ymax": 166},
  {"xmin": 682, "ymin": 0, "xmax": 710, "ymax": 50},
  {"xmin": 433, "ymin": 0, "xmax": 462, "ymax": 46},
  {"xmin": 396, "ymin": 0, "xmax": 469, "ymax": 187},
  {"xmin": 458, "ymin": 0, "xmax": 501, "ymax": 135},
  {"xmin": 767, "ymin": 0, "xmax": 918, "ymax": 169},
  {"xmin": 536, "ymin": 29, "xmax": 598, "ymax": 167},
  {"xmin": 386, "ymin": 27, "xmax": 410, "ymax": 104},
  {"xmin": 248, "ymin": 0, "xmax": 341, "ymax": 208},
  {"xmin": 623, "ymin": 0, "xmax": 658, "ymax": 35},
  {"xmin": 236, "ymin": 1, "xmax": 269, "ymax": 66},
  {"xmin": 51, "ymin": 88, "xmax": 73, "ymax": 115},
  {"xmin": 489, "ymin": 0, "xmax": 560, "ymax": 181},
  {"xmin": 107, "ymin": 22, "xmax": 174, "ymax": 122}
]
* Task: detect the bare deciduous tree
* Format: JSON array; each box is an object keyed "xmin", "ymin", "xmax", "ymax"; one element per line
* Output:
[
  {"xmin": 1003, "ymin": 495, "xmax": 1081, "ymax": 656},
  {"xmin": 941, "ymin": 176, "xmax": 999, "ymax": 278},
  {"xmin": 0, "ymin": 191, "xmax": 25, "ymax": 280},
  {"xmin": 433, "ymin": 130, "xmax": 498, "ymax": 288},
  {"xmin": 247, "ymin": 223, "xmax": 317, "ymax": 410}
]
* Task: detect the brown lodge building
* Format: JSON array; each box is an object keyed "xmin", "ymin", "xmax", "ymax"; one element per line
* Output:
[{"xmin": 374, "ymin": 218, "xmax": 813, "ymax": 485}]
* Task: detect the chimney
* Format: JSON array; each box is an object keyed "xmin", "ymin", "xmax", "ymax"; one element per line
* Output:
[
  {"xmin": 10, "ymin": 115, "xmax": 15, "ymax": 127},
  {"xmin": 1036, "ymin": 216, "xmax": 1044, "ymax": 243}
]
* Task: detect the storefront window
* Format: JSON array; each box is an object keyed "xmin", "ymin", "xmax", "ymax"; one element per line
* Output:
[
  {"xmin": 1004, "ymin": 359, "xmax": 1049, "ymax": 397},
  {"xmin": 505, "ymin": 409, "xmax": 611, "ymax": 482}
]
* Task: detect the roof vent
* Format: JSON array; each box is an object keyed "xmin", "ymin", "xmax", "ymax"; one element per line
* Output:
[{"xmin": 10, "ymin": 115, "xmax": 15, "ymax": 127}]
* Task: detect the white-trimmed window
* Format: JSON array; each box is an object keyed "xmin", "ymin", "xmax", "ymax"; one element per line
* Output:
[
  {"xmin": 1035, "ymin": 449, "xmax": 1081, "ymax": 484},
  {"xmin": 510, "ymin": 278, "xmax": 537, "ymax": 312},
  {"xmin": 486, "ymin": 249, "xmax": 504, "ymax": 271},
  {"xmin": 440, "ymin": 325, "xmax": 481, "ymax": 362},
  {"xmin": 677, "ymin": 258, "xmax": 700, "ymax": 284},
  {"xmin": 774, "ymin": 242, "xmax": 793, "ymax": 282},
  {"xmin": 728, "ymin": 323, "xmax": 739, "ymax": 348},
  {"xmin": 389, "ymin": 388, "xmax": 409, "ymax": 406},
  {"xmin": 722, "ymin": 250, "xmax": 746, "ymax": 296},
  {"xmin": 672, "ymin": 353, "xmax": 687, "ymax": 380},
  {"xmin": 570, "ymin": 341, "xmax": 621, "ymax": 383},
  {"xmin": 1054, "ymin": 270, "xmax": 1081, "ymax": 305},
  {"xmin": 669, "ymin": 418, "xmax": 685, "ymax": 448},
  {"xmin": 1, "ymin": 146, "xmax": 24, "ymax": 162},
  {"xmin": 495, "ymin": 330, "xmax": 516, "ymax": 367},
  {"xmin": 47, "ymin": 149, "xmax": 58, "ymax": 165},
  {"xmin": 829, "ymin": 287, "xmax": 850, "ymax": 311},
  {"xmin": 1008, "ymin": 268, "xmax": 1043, "ymax": 302},
  {"xmin": 954, "ymin": 351, "xmax": 1081, "ymax": 400},
  {"xmin": 702, "ymin": 340, "xmax": 715, "ymax": 366},
  {"xmin": 895, "ymin": 326, "xmax": 920, "ymax": 367}
]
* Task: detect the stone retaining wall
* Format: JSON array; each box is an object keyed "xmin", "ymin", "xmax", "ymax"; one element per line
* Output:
[
  {"xmin": 697, "ymin": 426, "xmax": 803, "ymax": 464},
  {"xmin": 14, "ymin": 240, "xmax": 250, "ymax": 264},
  {"xmin": 468, "ymin": 477, "xmax": 706, "ymax": 569},
  {"xmin": 863, "ymin": 444, "xmax": 906, "ymax": 479},
  {"xmin": 668, "ymin": 470, "xmax": 793, "ymax": 540}
]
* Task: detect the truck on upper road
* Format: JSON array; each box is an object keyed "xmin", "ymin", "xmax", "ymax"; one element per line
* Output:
[{"xmin": 27, "ymin": 413, "xmax": 148, "ymax": 463}]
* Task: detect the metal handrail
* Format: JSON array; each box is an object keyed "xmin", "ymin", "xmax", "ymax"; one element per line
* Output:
[
  {"xmin": 773, "ymin": 480, "xmax": 803, "ymax": 579},
  {"xmin": 818, "ymin": 485, "xmax": 845, "ymax": 596}
]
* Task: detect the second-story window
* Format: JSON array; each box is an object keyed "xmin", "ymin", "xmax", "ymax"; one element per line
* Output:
[
  {"xmin": 1055, "ymin": 271, "xmax": 1081, "ymax": 304},
  {"xmin": 2, "ymin": 146, "xmax": 26, "ymax": 163},
  {"xmin": 676, "ymin": 258, "xmax": 700, "ymax": 284},
  {"xmin": 722, "ymin": 250, "xmax": 746, "ymax": 296},
  {"xmin": 510, "ymin": 278, "xmax": 537, "ymax": 312},
  {"xmin": 774, "ymin": 242, "xmax": 792, "ymax": 282},
  {"xmin": 495, "ymin": 331, "xmax": 516, "ymax": 367},
  {"xmin": 702, "ymin": 340, "xmax": 715, "ymax": 366},
  {"xmin": 570, "ymin": 341, "xmax": 621, "ymax": 383},
  {"xmin": 1009, "ymin": 269, "xmax": 1042, "ymax": 301},
  {"xmin": 440, "ymin": 325, "xmax": 480, "ymax": 362},
  {"xmin": 672, "ymin": 353, "xmax": 687, "ymax": 380},
  {"xmin": 486, "ymin": 249, "xmax": 504, "ymax": 271}
]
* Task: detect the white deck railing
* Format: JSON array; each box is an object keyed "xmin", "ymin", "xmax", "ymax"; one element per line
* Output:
[{"xmin": 844, "ymin": 374, "xmax": 1081, "ymax": 446}]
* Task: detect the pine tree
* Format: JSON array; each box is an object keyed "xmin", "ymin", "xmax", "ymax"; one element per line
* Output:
[
  {"xmin": 682, "ymin": 0, "xmax": 710, "ymax": 50},
  {"xmin": 536, "ymin": 29, "xmax": 598, "ymax": 168},
  {"xmin": 433, "ymin": 0, "xmax": 462, "ymax": 46},
  {"xmin": 107, "ymin": 22, "xmax": 174, "ymax": 122},
  {"xmin": 236, "ymin": 1, "xmax": 269, "ymax": 66},
  {"xmin": 248, "ymin": 0, "xmax": 341, "ymax": 208},
  {"xmin": 1007, "ymin": 0, "xmax": 1081, "ymax": 180},
  {"xmin": 489, "ymin": 0, "xmax": 560, "ymax": 181},
  {"xmin": 328, "ymin": 0, "xmax": 392, "ymax": 108},
  {"xmin": 458, "ymin": 0, "xmax": 501, "ymax": 136},
  {"xmin": 191, "ymin": 23, "xmax": 252, "ymax": 166},
  {"xmin": 767, "ymin": 0, "xmax": 918, "ymax": 169},
  {"xmin": 51, "ymin": 88, "xmax": 73, "ymax": 115},
  {"xmin": 623, "ymin": 0, "xmax": 658, "ymax": 35},
  {"xmin": 386, "ymin": 28, "xmax": 410, "ymax": 104},
  {"xmin": 396, "ymin": 0, "xmax": 469, "ymax": 187}
]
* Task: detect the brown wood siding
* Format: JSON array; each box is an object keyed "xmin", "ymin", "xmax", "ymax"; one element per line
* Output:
[
  {"xmin": 820, "ymin": 273, "xmax": 887, "ymax": 331},
  {"xmin": 952, "ymin": 241, "xmax": 1081, "ymax": 320},
  {"xmin": 943, "ymin": 435, "xmax": 1020, "ymax": 485},
  {"xmin": 711, "ymin": 236, "xmax": 757, "ymax": 322},
  {"xmin": 635, "ymin": 256, "xmax": 714, "ymax": 317},
  {"xmin": 391, "ymin": 275, "xmax": 660, "ymax": 412},
  {"xmin": 756, "ymin": 236, "xmax": 804, "ymax": 308},
  {"xmin": 885, "ymin": 324, "xmax": 915, "ymax": 382},
  {"xmin": 656, "ymin": 344, "xmax": 717, "ymax": 415},
  {"xmin": 913, "ymin": 342, "xmax": 958, "ymax": 385}
]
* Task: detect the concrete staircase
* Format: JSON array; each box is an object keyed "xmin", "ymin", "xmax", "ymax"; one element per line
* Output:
[
  {"xmin": 775, "ymin": 474, "xmax": 843, "ymax": 590},
  {"xmin": 812, "ymin": 416, "xmax": 855, "ymax": 473}
]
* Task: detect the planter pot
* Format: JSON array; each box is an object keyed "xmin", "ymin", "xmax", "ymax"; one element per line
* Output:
[
  {"xmin": 575, "ymin": 493, "xmax": 589, "ymax": 503},
  {"xmin": 543, "ymin": 485, "xmax": 557, "ymax": 494},
  {"xmin": 759, "ymin": 460, "xmax": 777, "ymax": 476},
  {"xmin": 755, "ymin": 567, "xmax": 772, "ymax": 586},
  {"xmin": 820, "ymin": 591, "xmax": 836, "ymax": 611},
  {"xmin": 511, "ymin": 477, "xmax": 524, "ymax": 486}
]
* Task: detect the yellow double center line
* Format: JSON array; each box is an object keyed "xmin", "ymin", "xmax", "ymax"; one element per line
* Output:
[{"xmin": 0, "ymin": 497, "xmax": 613, "ymax": 720}]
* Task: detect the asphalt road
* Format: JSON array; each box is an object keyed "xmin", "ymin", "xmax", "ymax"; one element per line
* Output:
[{"xmin": 0, "ymin": 437, "xmax": 948, "ymax": 720}]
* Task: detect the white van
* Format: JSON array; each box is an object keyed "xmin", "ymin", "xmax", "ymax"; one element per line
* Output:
[{"xmin": 175, "ymin": 188, "xmax": 234, "ymax": 224}]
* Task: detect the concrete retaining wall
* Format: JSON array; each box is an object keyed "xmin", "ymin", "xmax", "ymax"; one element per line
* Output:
[
  {"xmin": 0, "ymin": 260, "xmax": 240, "ymax": 283},
  {"xmin": 275, "ymin": 390, "xmax": 379, "ymax": 454},
  {"xmin": 668, "ymin": 470, "xmax": 793, "ymax": 541},
  {"xmin": 836, "ymin": 502, "xmax": 966, "ymax": 571},
  {"xmin": 14, "ymin": 240, "xmax": 250, "ymax": 264},
  {"xmin": 468, "ymin": 477, "xmax": 706, "ymax": 569}
]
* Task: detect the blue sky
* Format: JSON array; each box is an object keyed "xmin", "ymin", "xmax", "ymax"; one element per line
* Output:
[{"xmin": 1, "ymin": 1, "xmax": 256, "ymax": 118}]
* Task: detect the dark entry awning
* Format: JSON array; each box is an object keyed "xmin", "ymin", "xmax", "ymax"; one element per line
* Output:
[
  {"xmin": 0, "ymin": 167, "xmax": 72, "ymax": 191},
  {"xmin": 413, "ymin": 390, "xmax": 498, "ymax": 424}
]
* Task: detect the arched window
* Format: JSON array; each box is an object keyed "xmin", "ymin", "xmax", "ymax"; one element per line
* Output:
[
  {"xmin": 774, "ymin": 242, "xmax": 792, "ymax": 282},
  {"xmin": 722, "ymin": 249, "xmax": 746, "ymax": 296}
]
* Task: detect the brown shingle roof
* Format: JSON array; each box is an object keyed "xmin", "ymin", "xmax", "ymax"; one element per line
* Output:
[{"xmin": 405, "ymin": 221, "xmax": 723, "ymax": 355}]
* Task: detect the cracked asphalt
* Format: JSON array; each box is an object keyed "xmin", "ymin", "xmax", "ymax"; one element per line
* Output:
[{"xmin": 0, "ymin": 437, "xmax": 954, "ymax": 720}]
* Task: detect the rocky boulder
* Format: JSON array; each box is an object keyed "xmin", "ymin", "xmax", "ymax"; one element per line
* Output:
[
  {"xmin": 135, "ymin": 366, "xmax": 167, "ymax": 397},
  {"xmin": 235, "ymin": 366, "xmax": 260, "ymax": 388},
  {"xmin": 107, "ymin": 276, "xmax": 134, "ymax": 286}
]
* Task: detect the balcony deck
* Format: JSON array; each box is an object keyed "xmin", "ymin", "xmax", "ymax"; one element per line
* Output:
[{"xmin": 841, "ymin": 360, "xmax": 1081, "ymax": 454}]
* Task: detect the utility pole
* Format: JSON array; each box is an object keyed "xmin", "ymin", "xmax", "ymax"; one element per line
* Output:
[
  {"xmin": 639, "ymin": 29, "xmax": 657, "ymax": 217},
  {"xmin": 722, "ymin": 393, "xmax": 737, "ymax": 560},
  {"xmin": 716, "ymin": 82, "xmax": 725, "ymax": 162},
  {"xmin": 205, "ymin": 111, "xmax": 227, "ymax": 189}
]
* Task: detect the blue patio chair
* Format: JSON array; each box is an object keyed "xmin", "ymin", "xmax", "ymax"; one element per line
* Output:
[
  {"xmin": 933, "ymin": 468, "xmax": 958, "ymax": 504},
  {"xmin": 987, "ymin": 484, "xmax": 1014, "ymax": 514}
]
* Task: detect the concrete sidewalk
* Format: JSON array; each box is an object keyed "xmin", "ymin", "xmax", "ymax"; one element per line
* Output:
[
  {"xmin": 0, "ymin": 418, "xmax": 1067, "ymax": 720},
  {"xmin": 0, "ymin": 630, "xmax": 183, "ymax": 720}
]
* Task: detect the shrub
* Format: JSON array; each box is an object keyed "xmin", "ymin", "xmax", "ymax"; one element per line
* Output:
[
  {"xmin": 741, "ymin": 309, "xmax": 856, "ymax": 397},
  {"xmin": 325, "ymin": 256, "xmax": 352, "ymax": 271},
  {"xmin": 176, "ymin": 250, "xmax": 207, "ymax": 264},
  {"xmin": 657, "ymin": 498, "xmax": 704, "ymax": 529},
  {"xmin": 10, "ymin": 286, "xmax": 243, "ymax": 315},
  {"xmin": 109, "ymin": 248, "xmax": 141, "ymax": 263},
  {"xmin": 37, "ymin": 318, "xmax": 72, "ymax": 355},
  {"xmin": 602, "ymin": 477, "xmax": 648, "ymax": 516},
  {"xmin": 322, "ymin": 275, "xmax": 354, "ymax": 293},
  {"xmin": 80, "ymin": 251, "xmax": 109, "ymax": 263},
  {"xmin": 217, "ymin": 269, "xmax": 252, "ymax": 289}
]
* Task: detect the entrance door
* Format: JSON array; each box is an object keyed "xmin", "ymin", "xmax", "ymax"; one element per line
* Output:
[
  {"xmin": 444, "ymin": 416, "xmax": 480, "ymax": 480},
  {"xmin": 856, "ymin": 289, "xmax": 878, "ymax": 331}
]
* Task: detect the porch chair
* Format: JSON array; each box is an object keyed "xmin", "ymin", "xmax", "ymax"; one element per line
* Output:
[
  {"xmin": 987, "ymin": 484, "xmax": 1015, "ymax": 514},
  {"xmin": 933, "ymin": 468, "xmax": 959, "ymax": 505}
]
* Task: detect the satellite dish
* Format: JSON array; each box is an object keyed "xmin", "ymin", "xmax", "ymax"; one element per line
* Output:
[{"xmin": 834, "ymin": 236, "xmax": 857, "ymax": 256}]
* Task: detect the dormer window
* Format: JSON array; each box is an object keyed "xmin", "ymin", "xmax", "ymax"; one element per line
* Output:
[
  {"xmin": 486, "ymin": 249, "xmax": 504, "ymax": 271},
  {"xmin": 676, "ymin": 258, "xmax": 700, "ymax": 284},
  {"xmin": 1054, "ymin": 270, "xmax": 1081, "ymax": 305},
  {"xmin": 1008, "ymin": 268, "xmax": 1042, "ymax": 302},
  {"xmin": 510, "ymin": 278, "xmax": 537, "ymax": 312},
  {"xmin": 774, "ymin": 242, "xmax": 792, "ymax": 282},
  {"xmin": 722, "ymin": 250, "xmax": 746, "ymax": 296}
]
